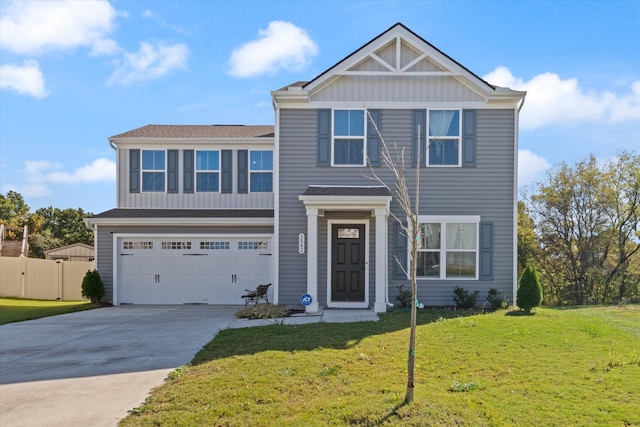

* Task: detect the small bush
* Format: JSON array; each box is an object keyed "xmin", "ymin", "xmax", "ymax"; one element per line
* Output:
[
  {"xmin": 449, "ymin": 381, "xmax": 480, "ymax": 392},
  {"xmin": 235, "ymin": 303, "xmax": 288, "ymax": 319},
  {"xmin": 452, "ymin": 286, "xmax": 479, "ymax": 309},
  {"xmin": 517, "ymin": 264, "xmax": 543, "ymax": 312},
  {"xmin": 395, "ymin": 284, "xmax": 412, "ymax": 308},
  {"xmin": 486, "ymin": 288, "xmax": 509, "ymax": 310},
  {"xmin": 81, "ymin": 269, "xmax": 105, "ymax": 303}
]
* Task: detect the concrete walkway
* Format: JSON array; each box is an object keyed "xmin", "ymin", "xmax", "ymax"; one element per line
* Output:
[{"xmin": 0, "ymin": 306, "xmax": 377, "ymax": 427}]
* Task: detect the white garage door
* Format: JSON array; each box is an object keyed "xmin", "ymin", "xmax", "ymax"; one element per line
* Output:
[{"xmin": 117, "ymin": 236, "xmax": 272, "ymax": 305}]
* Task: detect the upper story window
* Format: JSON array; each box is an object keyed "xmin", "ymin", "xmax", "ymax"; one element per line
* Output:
[
  {"xmin": 250, "ymin": 150, "xmax": 273, "ymax": 192},
  {"xmin": 196, "ymin": 150, "xmax": 220, "ymax": 192},
  {"xmin": 142, "ymin": 150, "xmax": 165, "ymax": 192},
  {"xmin": 415, "ymin": 216, "xmax": 479, "ymax": 279},
  {"xmin": 427, "ymin": 110, "xmax": 461, "ymax": 166},
  {"xmin": 333, "ymin": 109, "xmax": 366, "ymax": 166}
]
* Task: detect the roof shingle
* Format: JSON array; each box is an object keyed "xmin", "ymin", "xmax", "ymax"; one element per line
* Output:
[{"xmin": 110, "ymin": 125, "xmax": 274, "ymax": 139}]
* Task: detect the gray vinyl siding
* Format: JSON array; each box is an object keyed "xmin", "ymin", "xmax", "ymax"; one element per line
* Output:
[
  {"xmin": 116, "ymin": 149, "xmax": 273, "ymax": 209},
  {"xmin": 278, "ymin": 108, "xmax": 515, "ymax": 307},
  {"xmin": 95, "ymin": 224, "xmax": 274, "ymax": 304}
]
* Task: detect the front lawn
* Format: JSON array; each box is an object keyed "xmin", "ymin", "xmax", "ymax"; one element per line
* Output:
[
  {"xmin": 121, "ymin": 306, "xmax": 640, "ymax": 426},
  {"xmin": 0, "ymin": 298, "xmax": 96, "ymax": 325}
]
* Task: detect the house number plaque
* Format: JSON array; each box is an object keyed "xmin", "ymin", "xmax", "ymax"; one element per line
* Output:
[{"xmin": 298, "ymin": 233, "xmax": 305, "ymax": 254}]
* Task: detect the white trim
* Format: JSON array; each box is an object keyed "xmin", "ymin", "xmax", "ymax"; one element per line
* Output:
[
  {"xmin": 194, "ymin": 149, "xmax": 221, "ymax": 193},
  {"xmin": 248, "ymin": 149, "xmax": 274, "ymax": 193},
  {"xmin": 273, "ymin": 102, "xmax": 280, "ymax": 305},
  {"xmin": 330, "ymin": 108, "xmax": 367, "ymax": 167},
  {"xmin": 413, "ymin": 215, "xmax": 481, "ymax": 281},
  {"xmin": 87, "ymin": 217, "xmax": 274, "ymax": 227},
  {"xmin": 141, "ymin": 148, "xmax": 167, "ymax": 193},
  {"xmin": 513, "ymin": 106, "xmax": 520, "ymax": 302},
  {"xmin": 426, "ymin": 108, "xmax": 462, "ymax": 167},
  {"xmin": 326, "ymin": 219, "xmax": 370, "ymax": 309}
]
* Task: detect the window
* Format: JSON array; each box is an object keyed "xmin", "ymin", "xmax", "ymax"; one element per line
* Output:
[
  {"xmin": 142, "ymin": 150, "xmax": 165, "ymax": 192},
  {"xmin": 427, "ymin": 110, "xmax": 460, "ymax": 166},
  {"xmin": 196, "ymin": 150, "xmax": 220, "ymax": 192},
  {"xmin": 161, "ymin": 241, "xmax": 192, "ymax": 250},
  {"xmin": 333, "ymin": 109, "xmax": 365, "ymax": 166},
  {"xmin": 123, "ymin": 241, "xmax": 153, "ymax": 250},
  {"xmin": 249, "ymin": 150, "xmax": 273, "ymax": 192},
  {"xmin": 200, "ymin": 241, "xmax": 230, "ymax": 250},
  {"xmin": 415, "ymin": 216, "xmax": 479, "ymax": 279},
  {"xmin": 239, "ymin": 241, "xmax": 269, "ymax": 250}
]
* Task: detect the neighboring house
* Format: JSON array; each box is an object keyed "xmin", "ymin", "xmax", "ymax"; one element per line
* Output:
[
  {"xmin": 86, "ymin": 23, "xmax": 525, "ymax": 311},
  {"xmin": 44, "ymin": 243, "xmax": 95, "ymax": 261}
]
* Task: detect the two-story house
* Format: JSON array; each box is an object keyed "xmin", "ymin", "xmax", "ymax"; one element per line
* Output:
[{"xmin": 87, "ymin": 23, "xmax": 525, "ymax": 312}]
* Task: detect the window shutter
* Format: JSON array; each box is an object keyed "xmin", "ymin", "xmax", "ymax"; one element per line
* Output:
[
  {"xmin": 167, "ymin": 150, "xmax": 178, "ymax": 193},
  {"xmin": 462, "ymin": 110, "xmax": 477, "ymax": 167},
  {"xmin": 367, "ymin": 109, "xmax": 381, "ymax": 167},
  {"xmin": 238, "ymin": 150, "xmax": 248, "ymax": 193},
  {"xmin": 412, "ymin": 110, "xmax": 426, "ymax": 167},
  {"xmin": 394, "ymin": 221, "xmax": 408, "ymax": 279},
  {"xmin": 479, "ymin": 221, "xmax": 493, "ymax": 280},
  {"xmin": 129, "ymin": 149, "xmax": 140, "ymax": 193},
  {"xmin": 221, "ymin": 150, "xmax": 232, "ymax": 193},
  {"xmin": 317, "ymin": 109, "xmax": 331, "ymax": 166},
  {"xmin": 183, "ymin": 150, "xmax": 194, "ymax": 193}
]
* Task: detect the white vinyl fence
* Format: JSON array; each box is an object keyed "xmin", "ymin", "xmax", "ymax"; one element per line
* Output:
[{"xmin": 0, "ymin": 257, "xmax": 93, "ymax": 301}]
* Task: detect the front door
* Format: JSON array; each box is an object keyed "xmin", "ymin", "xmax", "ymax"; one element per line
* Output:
[{"xmin": 331, "ymin": 224, "xmax": 365, "ymax": 302}]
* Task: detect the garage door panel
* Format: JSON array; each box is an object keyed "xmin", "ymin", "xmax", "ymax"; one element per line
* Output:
[{"xmin": 117, "ymin": 237, "xmax": 272, "ymax": 305}]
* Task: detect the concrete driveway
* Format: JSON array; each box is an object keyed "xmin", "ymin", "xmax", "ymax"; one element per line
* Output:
[{"xmin": 0, "ymin": 305, "xmax": 239, "ymax": 427}]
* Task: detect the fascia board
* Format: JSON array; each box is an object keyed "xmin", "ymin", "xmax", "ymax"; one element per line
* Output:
[
  {"xmin": 110, "ymin": 137, "xmax": 274, "ymax": 146},
  {"xmin": 299, "ymin": 195, "xmax": 392, "ymax": 210},
  {"xmin": 85, "ymin": 217, "xmax": 274, "ymax": 227}
]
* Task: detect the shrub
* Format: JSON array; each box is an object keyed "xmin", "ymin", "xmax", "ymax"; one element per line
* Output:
[
  {"xmin": 486, "ymin": 288, "xmax": 509, "ymax": 310},
  {"xmin": 81, "ymin": 269, "xmax": 105, "ymax": 303},
  {"xmin": 235, "ymin": 303, "xmax": 288, "ymax": 319},
  {"xmin": 395, "ymin": 284, "xmax": 412, "ymax": 308},
  {"xmin": 452, "ymin": 286, "xmax": 479, "ymax": 309},
  {"xmin": 517, "ymin": 264, "xmax": 543, "ymax": 312}
]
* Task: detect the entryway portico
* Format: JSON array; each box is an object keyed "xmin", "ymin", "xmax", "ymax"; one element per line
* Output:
[{"xmin": 299, "ymin": 186, "xmax": 392, "ymax": 313}]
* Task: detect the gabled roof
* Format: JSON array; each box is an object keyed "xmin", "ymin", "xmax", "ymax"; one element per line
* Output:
[
  {"xmin": 273, "ymin": 22, "xmax": 525, "ymax": 105},
  {"xmin": 110, "ymin": 125, "xmax": 274, "ymax": 140}
]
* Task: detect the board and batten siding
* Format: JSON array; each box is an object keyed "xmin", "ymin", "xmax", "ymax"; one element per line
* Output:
[
  {"xmin": 278, "ymin": 108, "xmax": 516, "ymax": 307},
  {"xmin": 116, "ymin": 148, "xmax": 273, "ymax": 210},
  {"xmin": 96, "ymin": 224, "xmax": 274, "ymax": 304}
]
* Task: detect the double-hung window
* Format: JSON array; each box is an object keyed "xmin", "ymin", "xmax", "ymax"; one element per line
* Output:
[
  {"xmin": 415, "ymin": 216, "xmax": 479, "ymax": 279},
  {"xmin": 333, "ymin": 109, "xmax": 365, "ymax": 166},
  {"xmin": 142, "ymin": 150, "xmax": 166, "ymax": 192},
  {"xmin": 196, "ymin": 150, "xmax": 220, "ymax": 192},
  {"xmin": 427, "ymin": 109, "xmax": 461, "ymax": 166},
  {"xmin": 249, "ymin": 150, "xmax": 273, "ymax": 192}
]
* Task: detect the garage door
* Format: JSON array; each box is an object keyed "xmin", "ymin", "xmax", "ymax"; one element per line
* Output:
[{"xmin": 117, "ymin": 236, "xmax": 272, "ymax": 305}]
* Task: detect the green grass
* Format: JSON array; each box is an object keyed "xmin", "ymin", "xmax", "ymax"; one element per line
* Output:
[
  {"xmin": 0, "ymin": 298, "xmax": 96, "ymax": 325},
  {"xmin": 121, "ymin": 306, "xmax": 640, "ymax": 426}
]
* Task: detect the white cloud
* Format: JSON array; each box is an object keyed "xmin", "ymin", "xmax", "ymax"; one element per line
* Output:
[
  {"xmin": 0, "ymin": 0, "xmax": 119, "ymax": 56},
  {"xmin": 228, "ymin": 21, "xmax": 318, "ymax": 78},
  {"xmin": 0, "ymin": 60, "xmax": 48, "ymax": 97},
  {"xmin": 484, "ymin": 66, "xmax": 640, "ymax": 130},
  {"xmin": 108, "ymin": 42, "xmax": 188, "ymax": 86},
  {"xmin": 2, "ymin": 159, "xmax": 116, "ymax": 198},
  {"xmin": 518, "ymin": 149, "xmax": 551, "ymax": 187}
]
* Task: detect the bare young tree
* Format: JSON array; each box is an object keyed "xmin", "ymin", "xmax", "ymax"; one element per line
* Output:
[{"xmin": 366, "ymin": 111, "xmax": 422, "ymax": 403}]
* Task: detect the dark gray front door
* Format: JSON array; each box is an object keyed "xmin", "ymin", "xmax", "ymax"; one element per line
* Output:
[{"xmin": 331, "ymin": 224, "xmax": 365, "ymax": 302}]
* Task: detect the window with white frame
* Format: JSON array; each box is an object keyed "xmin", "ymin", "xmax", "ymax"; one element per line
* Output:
[
  {"xmin": 333, "ymin": 109, "xmax": 366, "ymax": 166},
  {"xmin": 415, "ymin": 216, "xmax": 479, "ymax": 279},
  {"xmin": 142, "ymin": 150, "xmax": 166, "ymax": 192},
  {"xmin": 250, "ymin": 150, "xmax": 273, "ymax": 192},
  {"xmin": 427, "ymin": 110, "xmax": 461, "ymax": 166},
  {"xmin": 196, "ymin": 150, "xmax": 220, "ymax": 192}
]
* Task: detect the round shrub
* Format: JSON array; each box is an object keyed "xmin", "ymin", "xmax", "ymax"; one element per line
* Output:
[
  {"xmin": 81, "ymin": 269, "xmax": 105, "ymax": 304},
  {"xmin": 517, "ymin": 264, "xmax": 542, "ymax": 312}
]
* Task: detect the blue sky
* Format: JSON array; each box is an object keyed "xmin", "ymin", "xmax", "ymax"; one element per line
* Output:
[{"xmin": 1, "ymin": 0, "xmax": 638, "ymax": 214}]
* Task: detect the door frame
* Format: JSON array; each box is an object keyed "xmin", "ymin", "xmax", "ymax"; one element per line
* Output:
[{"xmin": 326, "ymin": 219, "xmax": 369, "ymax": 308}]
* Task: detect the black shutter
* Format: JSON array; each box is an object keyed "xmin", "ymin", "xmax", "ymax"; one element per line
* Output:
[
  {"xmin": 462, "ymin": 110, "xmax": 477, "ymax": 167},
  {"xmin": 412, "ymin": 110, "xmax": 426, "ymax": 167},
  {"xmin": 367, "ymin": 109, "xmax": 381, "ymax": 167},
  {"xmin": 317, "ymin": 109, "xmax": 331, "ymax": 166},
  {"xmin": 129, "ymin": 149, "xmax": 140, "ymax": 193},
  {"xmin": 167, "ymin": 150, "xmax": 178, "ymax": 193},
  {"xmin": 238, "ymin": 150, "xmax": 248, "ymax": 193},
  {"xmin": 221, "ymin": 150, "xmax": 232, "ymax": 193},
  {"xmin": 394, "ymin": 221, "xmax": 408, "ymax": 279},
  {"xmin": 479, "ymin": 221, "xmax": 493, "ymax": 280},
  {"xmin": 183, "ymin": 150, "xmax": 194, "ymax": 193}
]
